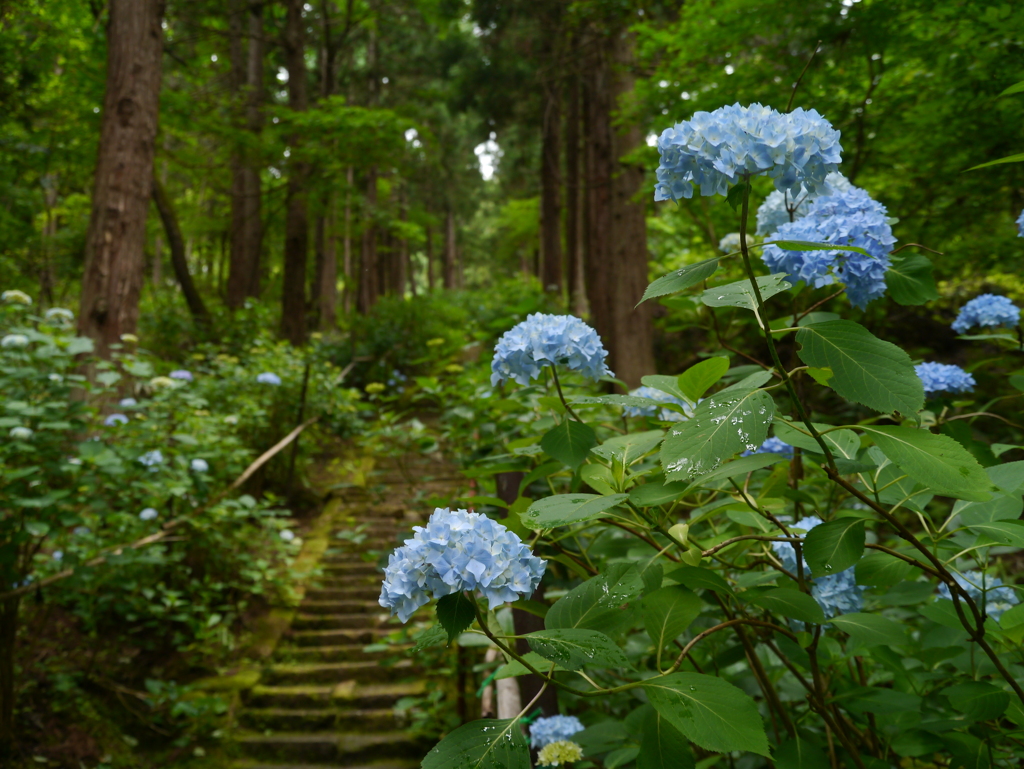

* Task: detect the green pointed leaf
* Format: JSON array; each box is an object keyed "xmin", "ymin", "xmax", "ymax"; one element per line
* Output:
[
  {"xmin": 66, "ymin": 336, "xmax": 95, "ymax": 356},
  {"xmin": 546, "ymin": 563, "xmax": 643, "ymax": 631},
  {"xmin": 827, "ymin": 612, "xmax": 906, "ymax": 646},
  {"xmin": 863, "ymin": 426, "xmax": 992, "ymax": 501},
  {"xmin": 640, "ymin": 258, "xmax": 719, "ymax": 304},
  {"xmin": 665, "ymin": 566, "xmax": 735, "ymax": 596},
  {"xmin": 493, "ymin": 651, "xmax": 552, "ymax": 679},
  {"xmin": 640, "ymin": 375, "xmax": 688, "ymax": 402},
  {"xmin": 806, "ymin": 367, "xmax": 834, "ymax": 386},
  {"xmin": 795, "ymin": 320, "xmax": 924, "ymax": 416},
  {"xmin": 683, "ymin": 452, "xmax": 785, "ymax": 493},
  {"xmin": 521, "ymin": 493, "xmax": 629, "ymax": 529},
  {"xmin": 637, "ymin": 705, "xmax": 694, "ymax": 769},
  {"xmin": 628, "ymin": 479, "xmax": 689, "ymax": 508},
  {"xmin": 421, "ymin": 718, "xmax": 530, "ymax": 769},
  {"xmin": 770, "ymin": 239, "xmax": 871, "ymax": 257},
  {"xmin": 775, "ymin": 737, "xmax": 828, "ymax": 769},
  {"xmin": 943, "ymin": 733, "xmax": 991, "ymax": 769},
  {"xmin": 591, "ymin": 430, "xmax": 665, "ymax": 465},
  {"xmin": 541, "ymin": 420, "xmax": 597, "ymax": 470},
  {"xmin": 747, "ymin": 588, "xmax": 826, "ymax": 625},
  {"xmin": 773, "ymin": 420, "xmax": 859, "ymax": 459},
  {"xmin": 412, "ymin": 625, "xmax": 447, "ymax": 652},
  {"xmin": 436, "ymin": 592, "xmax": 476, "ymax": 644},
  {"xmin": 677, "ymin": 357, "xmax": 730, "ymax": 403},
  {"xmin": 964, "ymin": 519, "xmax": 1024, "ymax": 547},
  {"xmin": 999, "ymin": 79, "xmax": 1024, "ymax": 97},
  {"xmin": 661, "ymin": 388, "xmax": 775, "ymax": 480},
  {"xmin": 580, "ymin": 464, "xmax": 617, "ymax": 495},
  {"xmin": 944, "ymin": 681, "xmax": 1011, "ymax": 721},
  {"xmin": 643, "ymin": 586, "xmax": 702, "ymax": 651},
  {"xmin": 701, "ymin": 274, "xmax": 792, "ymax": 311},
  {"xmin": 966, "ymin": 152, "xmax": 1024, "ymax": 171},
  {"xmin": 885, "ymin": 254, "xmax": 939, "ymax": 306},
  {"xmin": 854, "ymin": 551, "xmax": 913, "ymax": 587},
  {"xmin": 804, "ymin": 518, "xmax": 865, "ymax": 578},
  {"xmin": 527, "ymin": 628, "xmax": 632, "ymax": 671},
  {"xmin": 643, "ymin": 672, "xmax": 770, "ymax": 756}
]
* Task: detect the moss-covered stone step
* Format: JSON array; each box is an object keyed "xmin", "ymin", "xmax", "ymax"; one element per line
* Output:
[
  {"xmin": 235, "ymin": 730, "xmax": 427, "ymax": 763},
  {"xmin": 288, "ymin": 628, "xmax": 396, "ymax": 647},
  {"xmin": 238, "ymin": 706, "xmax": 402, "ymax": 732},
  {"xmin": 304, "ymin": 587, "xmax": 381, "ymax": 602},
  {"xmin": 245, "ymin": 680, "xmax": 426, "ymax": 710},
  {"xmin": 263, "ymin": 660, "xmax": 414, "ymax": 686},
  {"xmin": 291, "ymin": 613, "xmax": 391, "ymax": 631},
  {"xmin": 298, "ymin": 600, "xmax": 383, "ymax": 616},
  {"xmin": 320, "ymin": 563, "xmax": 382, "ymax": 576},
  {"xmin": 234, "ymin": 762, "xmax": 418, "ymax": 769},
  {"xmin": 273, "ymin": 644, "xmax": 410, "ymax": 664}
]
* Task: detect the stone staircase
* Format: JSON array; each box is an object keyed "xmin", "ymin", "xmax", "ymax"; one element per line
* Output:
[{"xmin": 232, "ymin": 455, "xmax": 459, "ymax": 769}]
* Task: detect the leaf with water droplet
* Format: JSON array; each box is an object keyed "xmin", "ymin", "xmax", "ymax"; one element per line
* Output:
[
  {"xmin": 527, "ymin": 627, "xmax": 633, "ymax": 671},
  {"xmin": 422, "ymin": 718, "xmax": 531, "ymax": 769}
]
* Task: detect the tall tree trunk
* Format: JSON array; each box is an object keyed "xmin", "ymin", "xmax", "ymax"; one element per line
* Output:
[
  {"xmin": 342, "ymin": 166, "xmax": 353, "ymax": 313},
  {"xmin": 565, "ymin": 47, "xmax": 586, "ymax": 317},
  {"xmin": 0, "ymin": 595, "xmax": 21, "ymax": 753},
  {"xmin": 443, "ymin": 208, "xmax": 456, "ymax": 289},
  {"xmin": 280, "ymin": 0, "xmax": 309, "ymax": 345},
  {"xmin": 78, "ymin": 0, "xmax": 165, "ymax": 359},
  {"xmin": 539, "ymin": 27, "xmax": 563, "ymax": 294},
  {"xmin": 319, "ymin": 198, "xmax": 338, "ymax": 329},
  {"xmin": 357, "ymin": 168, "xmax": 378, "ymax": 313},
  {"xmin": 227, "ymin": 0, "xmax": 264, "ymax": 308},
  {"xmin": 152, "ymin": 178, "xmax": 209, "ymax": 325},
  {"xmin": 582, "ymin": 30, "xmax": 653, "ymax": 387},
  {"xmin": 425, "ymin": 223, "xmax": 434, "ymax": 291}
]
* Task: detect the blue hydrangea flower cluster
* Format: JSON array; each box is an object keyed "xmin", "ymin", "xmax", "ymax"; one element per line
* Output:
[
  {"xmin": 138, "ymin": 449, "xmax": 163, "ymax": 468},
  {"xmin": 529, "ymin": 715, "xmax": 585, "ymax": 749},
  {"xmin": 761, "ymin": 186, "xmax": 896, "ymax": 309},
  {"xmin": 104, "ymin": 413, "xmax": 129, "ymax": 426},
  {"xmin": 139, "ymin": 508, "xmax": 159, "ymax": 521},
  {"xmin": 718, "ymin": 232, "xmax": 741, "ymax": 254},
  {"xmin": 915, "ymin": 362, "xmax": 976, "ymax": 396},
  {"xmin": 1017, "ymin": 209, "xmax": 1024, "ymax": 238},
  {"xmin": 938, "ymin": 571, "xmax": 1019, "ymax": 621},
  {"xmin": 490, "ymin": 314, "xmax": 611, "ymax": 387},
  {"xmin": 653, "ymin": 104, "xmax": 842, "ymax": 202},
  {"xmin": 256, "ymin": 372, "xmax": 281, "ymax": 385},
  {"xmin": 379, "ymin": 508, "xmax": 546, "ymax": 623},
  {"xmin": 190, "ymin": 458, "xmax": 209, "ymax": 472},
  {"xmin": 742, "ymin": 436, "xmax": 794, "ymax": 457},
  {"xmin": 169, "ymin": 369, "xmax": 193, "ymax": 382},
  {"xmin": 119, "ymin": 398, "xmax": 138, "ymax": 407},
  {"xmin": 772, "ymin": 516, "xmax": 864, "ymax": 618},
  {"xmin": 624, "ymin": 386, "xmax": 694, "ymax": 422},
  {"xmin": 951, "ymin": 294, "xmax": 1021, "ymax": 334},
  {"xmin": 755, "ymin": 172, "xmax": 853, "ymax": 236}
]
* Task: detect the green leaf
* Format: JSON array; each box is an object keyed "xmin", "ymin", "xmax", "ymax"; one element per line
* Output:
[
  {"xmin": 640, "ymin": 258, "xmax": 719, "ymax": 304},
  {"xmin": 684, "ymin": 450, "xmax": 784, "ymax": 493},
  {"xmin": 944, "ymin": 681, "xmax": 1011, "ymax": 721},
  {"xmin": 637, "ymin": 705, "xmax": 694, "ymax": 769},
  {"xmin": 24, "ymin": 521, "xmax": 49, "ymax": 537},
  {"xmin": 965, "ymin": 152, "xmax": 1024, "ymax": 171},
  {"xmin": 827, "ymin": 613, "xmax": 906, "ymax": 646},
  {"xmin": 591, "ymin": 430, "xmax": 665, "ymax": 465},
  {"xmin": 954, "ymin": 493, "xmax": 1023, "ymax": 526},
  {"xmin": 628, "ymin": 479, "xmax": 689, "ymax": 508},
  {"xmin": 771, "ymin": 239, "xmax": 872, "ymax": 257},
  {"xmin": 605, "ymin": 747, "xmax": 640, "ymax": 768},
  {"xmin": 541, "ymin": 420, "xmax": 597, "ymax": 470},
  {"xmin": 863, "ymin": 426, "xmax": 992, "ymax": 502},
  {"xmin": 806, "ymin": 367, "xmax": 834, "ymax": 386},
  {"xmin": 795, "ymin": 320, "xmax": 924, "ymax": 416},
  {"xmin": 999, "ymin": 79, "xmax": 1024, "ymax": 97},
  {"xmin": 421, "ymin": 718, "xmax": 530, "ymax": 769},
  {"xmin": 436, "ymin": 592, "xmax": 476, "ymax": 644},
  {"xmin": 546, "ymin": 563, "xmax": 643, "ymax": 632},
  {"xmin": 885, "ymin": 254, "xmax": 939, "ymax": 306},
  {"xmin": 96, "ymin": 370, "xmax": 122, "ymax": 386},
  {"xmin": 643, "ymin": 586, "xmax": 702, "ymax": 651},
  {"xmin": 855, "ymin": 551, "xmax": 913, "ymax": 587},
  {"xmin": 803, "ymin": 518, "xmax": 865, "ymax": 578},
  {"xmin": 521, "ymin": 493, "xmax": 629, "ymax": 529},
  {"xmin": 580, "ymin": 464, "xmax": 616, "ymax": 495},
  {"xmin": 964, "ymin": 519, "xmax": 1024, "ymax": 547},
  {"xmin": 677, "ymin": 357, "xmax": 730, "ymax": 403},
  {"xmin": 66, "ymin": 336, "xmax": 94, "ymax": 356},
  {"xmin": 660, "ymin": 388, "xmax": 774, "ymax": 480},
  {"xmin": 747, "ymin": 588, "xmax": 826, "ymax": 625},
  {"xmin": 517, "ymin": 461, "xmax": 563, "ymax": 494},
  {"xmin": 773, "ymin": 420, "xmax": 859, "ymax": 459},
  {"xmin": 527, "ymin": 628, "xmax": 632, "ymax": 670},
  {"xmin": 775, "ymin": 737, "xmax": 828, "ymax": 769},
  {"xmin": 640, "ymin": 375, "xmax": 688, "ymax": 402},
  {"xmin": 665, "ymin": 566, "xmax": 734, "ymax": 596},
  {"xmin": 493, "ymin": 651, "xmax": 551, "ymax": 679},
  {"xmin": 701, "ymin": 274, "xmax": 792, "ymax": 311},
  {"xmin": 643, "ymin": 672, "xmax": 770, "ymax": 756},
  {"xmin": 412, "ymin": 625, "xmax": 447, "ymax": 652},
  {"xmin": 725, "ymin": 183, "xmax": 746, "ymax": 211},
  {"xmin": 943, "ymin": 733, "xmax": 991, "ymax": 769}
]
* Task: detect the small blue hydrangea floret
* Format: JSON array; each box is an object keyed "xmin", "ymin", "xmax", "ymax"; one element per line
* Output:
[
  {"xmin": 624, "ymin": 386, "xmax": 693, "ymax": 422},
  {"xmin": 529, "ymin": 715, "xmax": 585, "ymax": 749},
  {"xmin": 257, "ymin": 372, "xmax": 282, "ymax": 385},
  {"xmin": 379, "ymin": 508, "xmax": 546, "ymax": 623},
  {"xmin": 139, "ymin": 508, "xmax": 159, "ymax": 521},
  {"xmin": 951, "ymin": 294, "xmax": 1021, "ymax": 334},
  {"xmin": 915, "ymin": 362, "xmax": 976, "ymax": 396},
  {"xmin": 139, "ymin": 449, "xmax": 164, "ymax": 468},
  {"xmin": 772, "ymin": 516, "xmax": 864, "ymax": 619},
  {"xmin": 654, "ymin": 103, "xmax": 842, "ymax": 202},
  {"xmin": 104, "ymin": 413, "xmax": 129, "ymax": 426},
  {"xmin": 761, "ymin": 185, "xmax": 895, "ymax": 309},
  {"xmin": 169, "ymin": 369, "xmax": 193, "ymax": 382},
  {"xmin": 718, "ymin": 232, "xmax": 741, "ymax": 254},
  {"xmin": 119, "ymin": 397, "xmax": 138, "ymax": 407},
  {"xmin": 743, "ymin": 436, "xmax": 794, "ymax": 457},
  {"xmin": 190, "ymin": 458, "xmax": 209, "ymax": 473},
  {"xmin": 938, "ymin": 571, "xmax": 1019, "ymax": 621},
  {"xmin": 1016, "ymin": 208, "xmax": 1024, "ymax": 238},
  {"xmin": 491, "ymin": 314, "xmax": 611, "ymax": 387},
  {"xmin": 755, "ymin": 172, "xmax": 854, "ymax": 236}
]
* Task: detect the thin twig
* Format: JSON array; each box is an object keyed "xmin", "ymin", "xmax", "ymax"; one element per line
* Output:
[{"xmin": 786, "ymin": 41, "xmax": 822, "ymax": 112}]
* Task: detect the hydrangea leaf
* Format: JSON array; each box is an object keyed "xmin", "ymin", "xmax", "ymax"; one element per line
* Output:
[
  {"xmin": 421, "ymin": 718, "xmax": 530, "ymax": 769},
  {"xmin": 827, "ymin": 612, "xmax": 906, "ymax": 646},
  {"xmin": 747, "ymin": 587, "xmax": 826, "ymax": 625},
  {"xmin": 627, "ymin": 479, "xmax": 690, "ymax": 508},
  {"xmin": 774, "ymin": 737, "xmax": 829, "ymax": 769},
  {"xmin": 676, "ymin": 356, "xmax": 730, "ymax": 402},
  {"xmin": 521, "ymin": 493, "xmax": 629, "ymax": 529},
  {"xmin": 795, "ymin": 320, "xmax": 924, "ymax": 416},
  {"xmin": 965, "ymin": 152, "xmax": 1024, "ymax": 171},
  {"xmin": 639, "ymin": 259, "xmax": 719, "ymax": 305},
  {"xmin": 944, "ymin": 681, "xmax": 1010, "ymax": 721},
  {"xmin": 642, "ymin": 586, "xmax": 702, "ymax": 651},
  {"xmin": 546, "ymin": 563, "xmax": 643, "ymax": 632},
  {"xmin": 436, "ymin": 591, "xmax": 476, "ymax": 644},
  {"xmin": 885, "ymin": 254, "xmax": 939, "ymax": 305},
  {"xmin": 964, "ymin": 520, "xmax": 1024, "ymax": 548},
  {"xmin": 643, "ymin": 672, "xmax": 770, "ymax": 756},
  {"xmin": 700, "ymin": 274, "xmax": 792, "ymax": 312},
  {"xmin": 773, "ymin": 419, "xmax": 859, "ymax": 459},
  {"xmin": 541, "ymin": 420, "xmax": 597, "ymax": 470},
  {"xmin": 527, "ymin": 628, "xmax": 632, "ymax": 670},
  {"xmin": 681, "ymin": 451, "xmax": 786, "ymax": 495},
  {"xmin": 854, "ymin": 551, "xmax": 913, "ymax": 587},
  {"xmin": 665, "ymin": 565, "xmax": 735, "ymax": 597},
  {"xmin": 803, "ymin": 518, "xmax": 865, "ymax": 578},
  {"xmin": 637, "ymin": 705, "xmax": 694, "ymax": 769},
  {"xmin": 661, "ymin": 388, "xmax": 775, "ymax": 480},
  {"xmin": 591, "ymin": 430, "xmax": 665, "ymax": 465},
  {"xmin": 862, "ymin": 426, "xmax": 992, "ymax": 501},
  {"xmin": 411, "ymin": 625, "xmax": 447, "ymax": 652},
  {"xmin": 640, "ymin": 375, "xmax": 688, "ymax": 402}
]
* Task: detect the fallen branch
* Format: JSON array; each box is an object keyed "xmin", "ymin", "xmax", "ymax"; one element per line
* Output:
[{"xmin": 0, "ymin": 417, "xmax": 319, "ymax": 602}]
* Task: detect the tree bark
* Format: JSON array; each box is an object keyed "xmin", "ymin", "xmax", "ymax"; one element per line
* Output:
[
  {"xmin": 539, "ymin": 22, "xmax": 563, "ymax": 295},
  {"xmin": 78, "ymin": 0, "xmax": 165, "ymax": 359},
  {"xmin": 280, "ymin": 0, "xmax": 310, "ymax": 345},
  {"xmin": 443, "ymin": 208, "xmax": 456, "ymax": 289},
  {"xmin": 0, "ymin": 595, "xmax": 21, "ymax": 755},
  {"xmin": 565, "ymin": 54, "xmax": 586, "ymax": 317},
  {"xmin": 342, "ymin": 166, "xmax": 353, "ymax": 314},
  {"xmin": 318, "ymin": 198, "xmax": 338, "ymax": 329},
  {"xmin": 152, "ymin": 177, "xmax": 209, "ymax": 325},
  {"xmin": 227, "ymin": 0, "xmax": 264, "ymax": 308},
  {"xmin": 425, "ymin": 223, "xmax": 434, "ymax": 291},
  {"xmin": 357, "ymin": 167, "xmax": 378, "ymax": 313}
]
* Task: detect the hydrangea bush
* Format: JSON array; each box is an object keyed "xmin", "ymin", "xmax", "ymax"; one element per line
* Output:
[{"xmin": 410, "ymin": 102, "xmax": 1024, "ymax": 769}]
